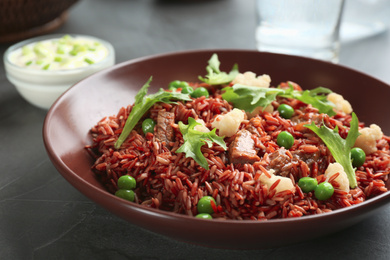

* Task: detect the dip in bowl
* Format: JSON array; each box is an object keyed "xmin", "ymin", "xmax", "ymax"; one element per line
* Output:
[{"xmin": 4, "ymin": 34, "xmax": 115, "ymax": 109}]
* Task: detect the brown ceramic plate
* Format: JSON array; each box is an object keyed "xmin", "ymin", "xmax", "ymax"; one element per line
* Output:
[{"xmin": 43, "ymin": 50, "xmax": 390, "ymax": 249}]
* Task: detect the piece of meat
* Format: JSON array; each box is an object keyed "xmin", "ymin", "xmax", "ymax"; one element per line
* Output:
[
  {"xmin": 267, "ymin": 146, "xmax": 328, "ymax": 177},
  {"xmin": 229, "ymin": 130, "xmax": 260, "ymax": 164},
  {"xmin": 291, "ymin": 149, "xmax": 321, "ymax": 167},
  {"xmin": 291, "ymin": 148, "xmax": 328, "ymax": 175},
  {"xmin": 155, "ymin": 110, "xmax": 175, "ymax": 146},
  {"xmin": 268, "ymin": 148, "xmax": 295, "ymax": 177}
]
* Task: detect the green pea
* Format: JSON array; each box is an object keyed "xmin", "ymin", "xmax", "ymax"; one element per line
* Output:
[
  {"xmin": 169, "ymin": 80, "xmax": 193, "ymax": 94},
  {"xmin": 191, "ymin": 87, "xmax": 209, "ymax": 98},
  {"xmin": 277, "ymin": 104, "xmax": 294, "ymax": 119},
  {"xmin": 115, "ymin": 189, "xmax": 135, "ymax": 202},
  {"xmin": 168, "ymin": 80, "xmax": 183, "ymax": 89},
  {"xmin": 351, "ymin": 147, "xmax": 366, "ymax": 168},
  {"xmin": 195, "ymin": 213, "xmax": 213, "ymax": 219},
  {"xmin": 314, "ymin": 182, "xmax": 334, "ymax": 200},
  {"xmin": 181, "ymin": 85, "xmax": 194, "ymax": 95},
  {"xmin": 118, "ymin": 175, "xmax": 136, "ymax": 190},
  {"xmin": 197, "ymin": 196, "xmax": 216, "ymax": 214},
  {"xmin": 142, "ymin": 118, "xmax": 156, "ymax": 134},
  {"xmin": 298, "ymin": 177, "xmax": 318, "ymax": 193},
  {"xmin": 276, "ymin": 131, "xmax": 294, "ymax": 149},
  {"xmin": 168, "ymin": 80, "xmax": 190, "ymax": 90}
]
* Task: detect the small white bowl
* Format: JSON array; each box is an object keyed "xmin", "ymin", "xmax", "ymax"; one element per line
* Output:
[{"xmin": 3, "ymin": 34, "xmax": 115, "ymax": 109}]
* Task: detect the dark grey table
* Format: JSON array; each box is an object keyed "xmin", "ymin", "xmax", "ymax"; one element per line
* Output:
[{"xmin": 1, "ymin": 0, "xmax": 390, "ymax": 259}]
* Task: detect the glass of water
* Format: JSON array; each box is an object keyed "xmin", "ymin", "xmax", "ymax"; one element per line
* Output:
[{"xmin": 255, "ymin": 0, "xmax": 345, "ymax": 63}]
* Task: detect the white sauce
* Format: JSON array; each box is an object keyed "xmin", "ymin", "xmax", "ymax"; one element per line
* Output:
[{"xmin": 8, "ymin": 35, "xmax": 109, "ymax": 71}]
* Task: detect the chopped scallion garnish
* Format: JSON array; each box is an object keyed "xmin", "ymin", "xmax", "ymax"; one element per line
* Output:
[
  {"xmin": 56, "ymin": 46, "xmax": 65, "ymax": 54},
  {"xmin": 84, "ymin": 58, "xmax": 94, "ymax": 64}
]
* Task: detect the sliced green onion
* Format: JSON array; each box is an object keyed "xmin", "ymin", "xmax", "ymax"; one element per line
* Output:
[
  {"xmin": 25, "ymin": 61, "xmax": 32, "ymax": 66},
  {"xmin": 22, "ymin": 46, "xmax": 32, "ymax": 56},
  {"xmin": 33, "ymin": 44, "xmax": 49, "ymax": 58},
  {"xmin": 56, "ymin": 46, "xmax": 65, "ymax": 54},
  {"xmin": 69, "ymin": 46, "xmax": 80, "ymax": 56},
  {"xmin": 84, "ymin": 58, "xmax": 94, "ymax": 64},
  {"xmin": 69, "ymin": 44, "xmax": 88, "ymax": 56},
  {"xmin": 42, "ymin": 64, "xmax": 50, "ymax": 70},
  {"xmin": 54, "ymin": 57, "xmax": 62, "ymax": 62},
  {"xmin": 69, "ymin": 50, "xmax": 78, "ymax": 56},
  {"xmin": 62, "ymin": 34, "xmax": 72, "ymax": 40}
]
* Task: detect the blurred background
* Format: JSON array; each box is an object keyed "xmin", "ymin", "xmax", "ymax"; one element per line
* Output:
[{"xmin": 2, "ymin": 0, "xmax": 389, "ymax": 79}]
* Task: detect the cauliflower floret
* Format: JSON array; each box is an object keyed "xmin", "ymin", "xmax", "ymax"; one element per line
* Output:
[
  {"xmin": 246, "ymin": 104, "xmax": 274, "ymax": 119},
  {"xmin": 194, "ymin": 119, "xmax": 210, "ymax": 133},
  {"xmin": 354, "ymin": 124, "xmax": 383, "ymax": 154},
  {"xmin": 327, "ymin": 93, "xmax": 353, "ymax": 114},
  {"xmin": 232, "ymin": 71, "xmax": 271, "ymax": 88},
  {"xmin": 324, "ymin": 162, "xmax": 350, "ymax": 193},
  {"xmin": 211, "ymin": 108, "xmax": 245, "ymax": 137},
  {"xmin": 259, "ymin": 169, "xmax": 295, "ymax": 194}
]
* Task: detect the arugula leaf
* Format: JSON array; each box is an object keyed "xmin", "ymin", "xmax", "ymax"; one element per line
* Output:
[
  {"xmin": 176, "ymin": 117, "xmax": 227, "ymax": 170},
  {"xmin": 304, "ymin": 112, "xmax": 360, "ymax": 188},
  {"xmin": 305, "ymin": 86, "xmax": 333, "ymax": 96},
  {"xmin": 222, "ymin": 84, "xmax": 336, "ymax": 116},
  {"xmin": 280, "ymin": 84, "xmax": 336, "ymax": 116},
  {"xmin": 114, "ymin": 77, "xmax": 192, "ymax": 149},
  {"xmin": 198, "ymin": 54, "xmax": 239, "ymax": 85},
  {"xmin": 222, "ymin": 84, "xmax": 284, "ymax": 113}
]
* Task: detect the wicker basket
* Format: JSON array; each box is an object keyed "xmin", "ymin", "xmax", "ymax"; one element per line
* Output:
[{"xmin": 0, "ymin": 0, "xmax": 79, "ymax": 43}]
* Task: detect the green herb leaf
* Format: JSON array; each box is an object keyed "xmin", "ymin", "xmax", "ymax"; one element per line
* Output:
[
  {"xmin": 114, "ymin": 77, "xmax": 192, "ymax": 149},
  {"xmin": 222, "ymin": 84, "xmax": 284, "ymax": 113},
  {"xmin": 176, "ymin": 117, "xmax": 227, "ymax": 170},
  {"xmin": 198, "ymin": 54, "xmax": 239, "ymax": 85},
  {"xmin": 280, "ymin": 84, "xmax": 336, "ymax": 116},
  {"xmin": 222, "ymin": 84, "xmax": 336, "ymax": 116},
  {"xmin": 304, "ymin": 112, "xmax": 360, "ymax": 188}
]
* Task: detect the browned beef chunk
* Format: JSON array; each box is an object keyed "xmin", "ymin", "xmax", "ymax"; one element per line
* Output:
[
  {"xmin": 229, "ymin": 130, "xmax": 260, "ymax": 164},
  {"xmin": 291, "ymin": 150, "xmax": 321, "ymax": 166},
  {"xmin": 155, "ymin": 110, "xmax": 175, "ymax": 145},
  {"xmin": 268, "ymin": 147, "xmax": 327, "ymax": 177},
  {"xmin": 291, "ymin": 149, "xmax": 328, "ymax": 174},
  {"xmin": 268, "ymin": 148, "xmax": 296, "ymax": 177}
]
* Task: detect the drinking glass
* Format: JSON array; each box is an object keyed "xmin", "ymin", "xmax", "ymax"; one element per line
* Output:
[{"xmin": 255, "ymin": 0, "xmax": 345, "ymax": 63}]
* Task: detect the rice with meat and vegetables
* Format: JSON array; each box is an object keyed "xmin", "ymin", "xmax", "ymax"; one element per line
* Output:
[{"xmin": 86, "ymin": 54, "xmax": 390, "ymax": 220}]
